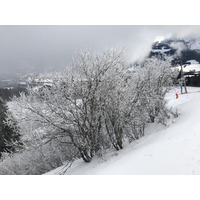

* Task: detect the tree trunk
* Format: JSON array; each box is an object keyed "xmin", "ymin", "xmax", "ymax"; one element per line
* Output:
[{"xmin": 79, "ymin": 147, "xmax": 93, "ymax": 163}]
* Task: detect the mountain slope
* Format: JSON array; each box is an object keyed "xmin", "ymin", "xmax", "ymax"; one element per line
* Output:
[
  {"xmin": 46, "ymin": 86, "xmax": 200, "ymax": 175},
  {"xmin": 150, "ymin": 38, "xmax": 200, "ymax": 65}
]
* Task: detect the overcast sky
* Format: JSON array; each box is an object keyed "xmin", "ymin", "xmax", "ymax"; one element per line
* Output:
[{"xmin": 1, "ymin": 25, "xmax": 200, "ymax": 77}]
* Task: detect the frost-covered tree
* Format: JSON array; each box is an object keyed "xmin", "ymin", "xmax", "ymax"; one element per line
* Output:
[
  {"xmin": 0, "ymin": 98, "xmax": 21, "ymax": 157},
  {"xmin": 123, "ymin": 56, "xmax": 177, "ymax": 141},
  {"xmin": 7, "ymin": 49, "xmax": 127, "ymax": 163},
  {"xmin": 5, "ymin": 50, "xmax": 176, "ymax": 169},
  {"xmin": 138, "ymin": 57, "xmax": 174, "ymax": 123}
]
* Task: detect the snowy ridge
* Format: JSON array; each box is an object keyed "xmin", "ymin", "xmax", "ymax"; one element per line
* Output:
[{"xmin": 46, "ymin": 87, "xmax": 200, "ymax": 175}]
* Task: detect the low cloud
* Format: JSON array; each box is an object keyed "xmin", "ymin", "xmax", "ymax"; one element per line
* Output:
[
  {"xmin": 169, "ymin": 41, "xmax": 188, "ymax": 56},
  {"xmin": 0, "ymin": 25, "xmax": 200, "ymax": 77}
]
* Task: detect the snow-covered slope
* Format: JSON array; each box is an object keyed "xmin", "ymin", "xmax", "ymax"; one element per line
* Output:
[{"xmin": 46, "ymin": 87, "xmax": 200, "ymax": 175}]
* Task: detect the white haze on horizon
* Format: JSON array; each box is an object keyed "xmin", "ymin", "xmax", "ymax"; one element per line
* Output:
[{"xmin": 0, "ymin": 25, "xmax": 200, "ymax": 77}]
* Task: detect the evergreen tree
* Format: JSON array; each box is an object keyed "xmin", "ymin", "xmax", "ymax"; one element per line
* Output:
[{"xmin": 0, "ymin": 97, "xmax": 21, "ymax": 157}]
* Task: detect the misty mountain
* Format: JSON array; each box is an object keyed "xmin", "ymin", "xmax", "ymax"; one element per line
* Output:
[
  {"xmin": 148, "ymin": 38, "xmax": 200, "ymax": 87},
  {"xmin": 149, "ymin": 38, "xmax": 200, "ymax": 65}
]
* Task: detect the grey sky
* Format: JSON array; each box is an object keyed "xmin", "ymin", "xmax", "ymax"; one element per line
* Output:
[{"xmin": 1, "ymin": 25, "xmax": 200, "ymax": 76}]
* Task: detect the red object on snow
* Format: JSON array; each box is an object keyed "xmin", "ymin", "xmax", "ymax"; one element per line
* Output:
[{"xmin": 176, "ymin": 93, "xmax": 179, "ymax": 99}]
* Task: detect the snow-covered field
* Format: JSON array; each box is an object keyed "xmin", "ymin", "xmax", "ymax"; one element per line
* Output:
[{"xmin": 46, "ymin": 86, "xmax": 200, "ymax": 175}]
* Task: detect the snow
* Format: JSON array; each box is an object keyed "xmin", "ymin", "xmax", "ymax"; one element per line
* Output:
[
  {"xmin": 151, "ymin": 47, "xmax": 171, "ymax": 53},
  {"xmin": 46, "ymin": 87, "xmax": 200, "ymax": 175},
  {"xmin": 186, "ymin": 59, "xmax": 199, "ymax": 64},
  {"xmin": 154, "ymin": 36, "xmax": 165, "ymax": 43},
  {"xmin": 174, "ymin": 63, "xmax": 200, "ymax": 73},
  {"xmin": 184, "ymin": 64, "xmax": 200, "ymax": 72}
]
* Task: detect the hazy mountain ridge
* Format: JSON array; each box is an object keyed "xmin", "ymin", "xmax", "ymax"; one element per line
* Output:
[{"xmin": 149, "ymin": 38, "xmax": 200, "ymax": 65}]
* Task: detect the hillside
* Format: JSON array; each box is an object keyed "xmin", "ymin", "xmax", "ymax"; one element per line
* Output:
[
  {"xmin": 149, "ymin": 38, "xmax": 200, "ymax": 87},
  {"xmin": 150, "ymin": 38, "xmax": 200, "ymax": 64},
  {"xmin": 46, "ymin": 86, "xmax": 200, "ymax": 175}
]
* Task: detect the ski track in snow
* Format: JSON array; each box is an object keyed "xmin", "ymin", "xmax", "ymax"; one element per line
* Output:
[{"xmin": 46, "ymin": 86, "xmax": 200, "ymax": 175}]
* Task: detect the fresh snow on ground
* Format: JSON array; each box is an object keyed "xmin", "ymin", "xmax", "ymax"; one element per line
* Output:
[{"xmin": 46, "ymin": 86, "xmax": 200, "ymax": 175}]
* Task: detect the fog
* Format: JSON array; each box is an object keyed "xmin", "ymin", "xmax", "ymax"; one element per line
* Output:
[{"xmin": 1, "ymin": 25, "xmax": 200, "ymax": 77}]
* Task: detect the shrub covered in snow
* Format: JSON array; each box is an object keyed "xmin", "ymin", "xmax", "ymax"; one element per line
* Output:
[{"xmin": 0, "ymin": 49, "xmax": 177, "ymax": 174}]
